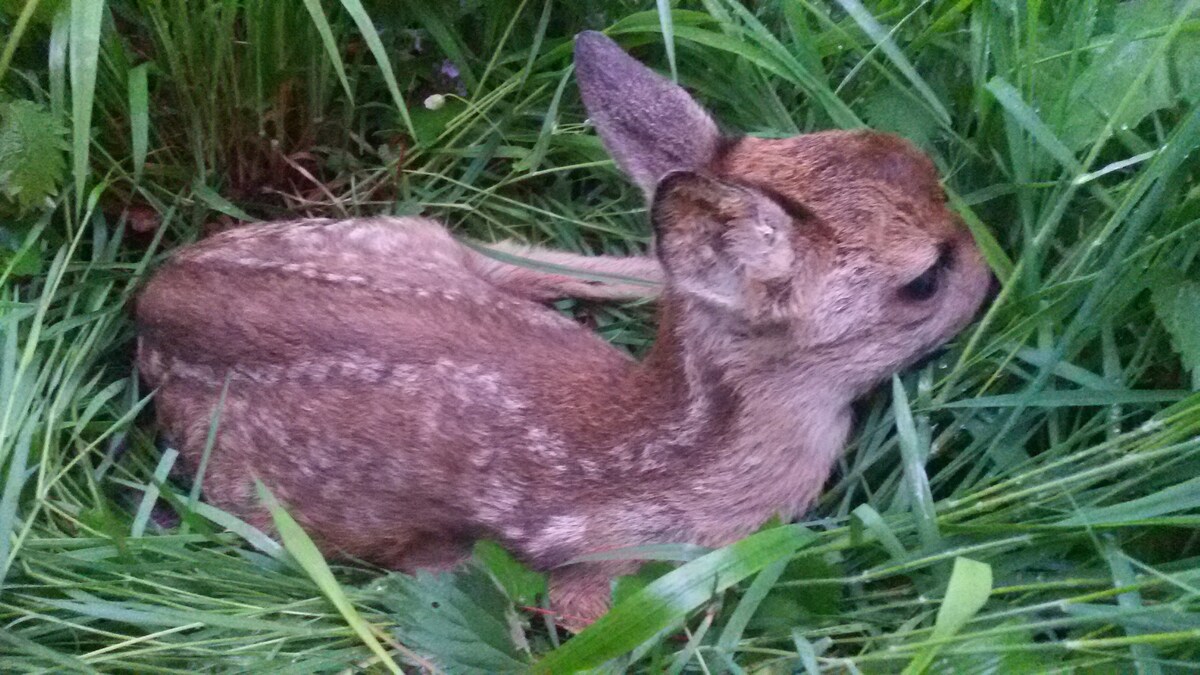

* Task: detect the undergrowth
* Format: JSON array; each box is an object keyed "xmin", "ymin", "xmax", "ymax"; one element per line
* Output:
[{"xmin": 2, "ymin": 0, "xmax": 1200, "ymax": 672}]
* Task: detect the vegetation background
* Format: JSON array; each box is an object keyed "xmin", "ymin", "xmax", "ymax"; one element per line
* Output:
[{"xmin": 2, "ymin": 0, "xmax": 1200, "ymax": 672}]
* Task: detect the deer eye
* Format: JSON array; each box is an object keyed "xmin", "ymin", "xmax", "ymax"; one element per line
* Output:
[{"xmin": 900, "ymin": 243, "xmax": 953, "ymax": 302}]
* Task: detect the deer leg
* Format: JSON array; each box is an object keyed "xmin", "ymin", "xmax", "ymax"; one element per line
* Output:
[
  {"xmin": 548, "ymin": 565, "xmax": 613, "ymax": 632},
  {"xmin": 467, "ymin": 240, "xmax": 664, "ymax": 302},
  {"xmin": 547, "ymin": 561, "xmax": 643, "ymax": 632}
]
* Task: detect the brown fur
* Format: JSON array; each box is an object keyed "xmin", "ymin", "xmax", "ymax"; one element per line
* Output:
[{"xmin": 135, "ymin": 33, "xmax": 993, "ymax": 631}]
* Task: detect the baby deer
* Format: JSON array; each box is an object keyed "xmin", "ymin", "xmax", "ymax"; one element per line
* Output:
[{"xmin": 136, "ymin": 32, "xmax": 994, "ymax": 630}]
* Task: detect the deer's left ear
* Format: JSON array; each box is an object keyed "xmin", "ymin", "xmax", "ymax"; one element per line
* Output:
[
  {"xmin": 574, "ymin": 31, "xmax": 721, "ymax": 198},
  {"xmin": 651, "ymin": 172, "xmax": 796, "ymax": 316}
]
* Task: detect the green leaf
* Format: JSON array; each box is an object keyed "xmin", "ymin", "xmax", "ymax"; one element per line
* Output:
[
  {"xmin": 1058, "ymin": 0, "xmax": 1199, "ymax": 149},
  {"xmin": 905, "ymin": 557, "xmax": 993, "ymax": 674},
  {"xmin": 409, "ymin": 96, "xmax": 468, "ymax": 146},
  {"xmin": 187, "ymin": 500, "xmax": 284, "ymax": 561},
  {"xmin": 0, "ymin": 100, "xmax": 68, "ymax": 213},
  {"xmin": 0, "ymin": 0, "xmax": 64, "ymax": 26},
  {"xmin": 1152, "ymin": 281, "xmax": 1200, "ymax": 385},
  {"xmin": 533, "ymin": 524, "xmax": 814, "ymax": 673},
  {"xmin": 473, "ymin": 540, "xmax": 546, "ymax": 607},
  {"xmin": 862, "ymin": 85, "xmax": 938, "ymax": 149},
  {"xmin": 374, "ymin": 563, "xmax": 532, "ymax": 674},
  {"xmin": 947, "ymin": 190, "xmax": 1014, "ymax": 282},
  {"xmin": 256, "ymin": 481, "xmax": 402, "ymax": 674},
  {"xmin": 38, "ymin": 594, "xmax": 320, "ymax": 634},
  {"xmin": 775, "ymin": 555, "xmax": 841, "ymax": 617}
]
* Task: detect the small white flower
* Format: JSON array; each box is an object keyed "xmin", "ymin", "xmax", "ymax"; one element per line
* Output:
[{"xmin": 424, "ymin": 94, "xmax": 445, "ymax": 110}]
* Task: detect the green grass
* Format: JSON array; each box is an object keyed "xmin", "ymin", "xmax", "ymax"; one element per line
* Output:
[{"xmin": 2, "ymin": 0, "xmax": 1200, "ymax": 672}]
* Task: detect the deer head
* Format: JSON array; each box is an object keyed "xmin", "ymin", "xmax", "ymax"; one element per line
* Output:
[{"xmin": 576, "ymin": 31, "xmax": 994, "ymax": 398}]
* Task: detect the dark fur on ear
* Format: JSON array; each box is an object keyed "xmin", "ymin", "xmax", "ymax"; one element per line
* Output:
[{"xmin": 574, "ymin": 31, "xmax": 721, "ymax": 196}]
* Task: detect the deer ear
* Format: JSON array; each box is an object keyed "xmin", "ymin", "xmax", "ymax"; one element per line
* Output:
[
  {"xmin": 574, "ymin": 31, "xmax": 721, "ymax": 197},
  {"xmin": 651, "ymin": 172, "xmax": 796, "ymax": 315}
]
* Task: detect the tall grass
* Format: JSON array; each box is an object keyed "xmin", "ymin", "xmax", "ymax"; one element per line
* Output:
[{"xmin": 1, "ymin": 0, "xmax": 1199, "ymax": 672}]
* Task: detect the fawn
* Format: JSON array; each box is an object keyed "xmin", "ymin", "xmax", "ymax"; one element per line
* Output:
[{"xmin": 136, "ymin": 31, "xmax": 994, "ymax": 630}]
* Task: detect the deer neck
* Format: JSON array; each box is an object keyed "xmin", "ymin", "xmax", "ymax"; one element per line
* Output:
[{"xmin": 614, "ymin": 294, "xmax": 855, "ymax": 518}]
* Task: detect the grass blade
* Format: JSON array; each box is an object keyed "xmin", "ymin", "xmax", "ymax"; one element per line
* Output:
[
  {"xmin": 0, "ymin": 0, "xmax": 44, "ymax": 86},
  {"xmin": 400, "ymin": 0, "xmax": 478, "ymax": 91},
  {"xmin": 892, "ymin": 375, "xmax": 940, "ymax": 550},
  {"xmin": 0, "ymin": 630, "xmax": 99, "ymax": 673},
  {"xmin": 256, "ymin": 481, "xmax": 402, "ymax": 674},
  {"xmin": 852, "ymin": 503, "xmax": 908, "ymax": 561},
  {"xmin": 512, "ymin": 66, "xmax": 572, "ymax": 173},
  {"xmin": 904, "ymin": 557, "xmax": 993, "ymax": 674},
  {"xmin": 192, "ymin": 182, "xmax": 257, "ymax": 222},
  {"xmin": 68, "ymin": 0, "xmax": 105, "ymax": 215},
  {"xmin": 0, "ymin": 419, "xmax": 35, "ymax": 588},
  {"xmin": 533, "ymin": 525, "xmax": 814, "ymax": 673},
  {"xmin": 298, "ymin": 0, "xmax": 355, "ymax": 102},
  {"xmin": 986, "ymin": 77, "xmax": 1083, "ymax": 175},
  {"xmin": 187, "ymin": 501, "xmax": 285, "ymax": 561},
  {"xmin": 338, "ymin": 0, "xmax": 416, "ymax": 139},
  {"xmin": 939, "ymin": 389, "xmax": 1190, "ymax": 409},
  {"xmin": 665, "ymin": 610, "xmax": 714, "ymax": 675},
  {"xmin": 832, "ymin": 0, "xmax": 951, "ymax": 124},
  {"xmin": 1103, "ymin": 540, "xmax": 1163, "ymax": 675},
  {"xmin": 714, "ymin": 556, "xmax": 789, "ymax": 655},
  {"xmin": 127, "ymin": 63, "xmax": 149, "ymax": 183},
  {"xmin": 1057, "ymin": 475, "xmax": 1200, "ymax": 526},
  {"xmin": 130, "ymin": 448, "xmax": 176, "ymax": 537},
  {"xmin": 48, "ymin": 4, "xmax": 69, "ymax": 114},
  {"xmin": 655, "ymin": 0, "xmax": 678, "ymax": 82},
  {"xmin": 792, "ymin": 630, "xmax": 822, "ymax": 674},
  {"xmin": 947, "ymin": 190, "xmax": 1013, "ymax": 282}
]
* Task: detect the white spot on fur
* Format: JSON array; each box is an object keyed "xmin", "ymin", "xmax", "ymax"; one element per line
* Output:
[
  {"xmin": 534, "ymin": 515, "xmax": 587, "ymax": 553},
  {"xmin": 474, "ymin": 483, "xmax": 520, "ymax": 526}
]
